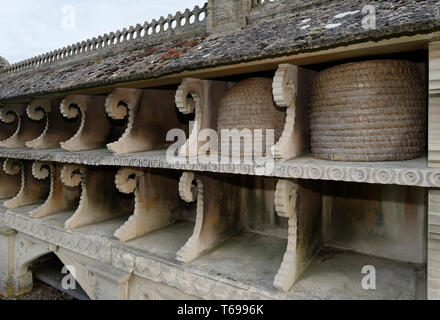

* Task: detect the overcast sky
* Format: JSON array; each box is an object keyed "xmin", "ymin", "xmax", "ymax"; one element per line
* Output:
[{"xmin": 0, "ymin": 0, "xmax": 206, "ymax": 64}]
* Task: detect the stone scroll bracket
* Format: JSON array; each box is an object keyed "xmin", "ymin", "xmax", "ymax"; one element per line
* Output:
[
  {"xmin": 175, "ymin": 78, "xmax": 231, "ymax": 158},
  {"xmin": 26, "ymin": 99, "xmax": 80, "ymax": 150},
  {"xmin": 0, "ymin": 105, "xmax": 20, "ymax": 143},
  {"xmin": 3, "ymin": 159, "xmax": 50, "ymax": 210},
  {"xmin": 273, "ymin": 179, "xmax": 322, "ymax": 292},
  {"xmin": 271, "ymin": 64, "xmax": 314, "ymax": 160},
  {"xmin": 30, "ymin": 162, "xmax": 80, "ymax": 219},
  {"xmin": 105, "ymin": 88, "xmax": 182, "ymax": 155},
  {"xmin": 176, "ymin": 171, "xmax": 242, "ymax": 264},
  {"xmin": 0, "ymin": 158, "xmax": 21, "ymax": 200},
  {"xmin": 63, "ymin": 165, "xmax": 134, "ymax": 230},
  {"xmin": 113, "ymin": 167, "xmax": 180, "ymax": 242},
  {"xmin": 0, "ymin": 104, "xmax": 45, "ymax": 149},
  {"xmin": 60, "ymin": 95, "xmax": 111, "ymax": 152}
]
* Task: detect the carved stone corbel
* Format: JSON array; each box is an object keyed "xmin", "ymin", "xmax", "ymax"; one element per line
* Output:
[
  {"xmin": 30, "ymin": 162, "xmax": 80, "ymax": 218},
  {"xmin": 273, "ymin": 179, "xmax": 322, "ymax": 292},
  {"xmin": 25, "ymin": 100, "xmax": 80, "ymax": 149},
  {"xmin": 0, "ymin": 158, "xmax": 21, "ymax": 200},
  {"xmin": 113, "ymin": 167, "xmax": 180, "ymax": 242},
  {"xmin": 271, "ymin": 64, "xmax": 312, "ymax": 160},
  {"xmin": 175, "ymin": 79, "xmax": 230, "ymax": 157},
  {"xmin": 0, "ymin": 104, "xmax": 45, "ymax": 148},
  {"xmin": 176, "ymin": 171, "xmax": 241, "ymax": 263},
  {"xmin": 3, "ymin": 159, "xmax": 50, "ymax": 209},
  {"xmin": 0, "ymin": 105, "xmax": 18, "ymax": 142},
  {"xmin": 63, "ymin": 165, "xmax": 133, "ymax": 230},
  {"xmin": 106, "ymin": 88, "xmax": 181, "ymax": 155},
  {"xmin": 60, "ymin": 95, "xmax": 111, "ymax": 151}
]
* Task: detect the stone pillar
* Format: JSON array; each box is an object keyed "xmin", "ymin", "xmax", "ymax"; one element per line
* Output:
[
  {"xmin": 207, "ymin": 0, "xmax": 251, "ymax": 34},
  {"xmin": 429, "ymin": 41, "xmax": 440, "ymax": 167},
  {"xmin": 0, "ymin": 227, "xmax": 17, "ymax": 296},
  {"xmin": 429, "ymin": 190, "xmax": 440, "ymax": 299}
]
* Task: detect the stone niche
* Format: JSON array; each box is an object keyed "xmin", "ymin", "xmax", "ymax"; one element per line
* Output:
[
  {"xmin": 55, "ymin": 89, "xmax": 186, "ymax": 154},
  {"xmin": 175, "ymin": 64, "xmax": 313, "ymax": 160},
  {"xmin": 322, "ymin": 181, "xmax": 427, "ymax": 264}
]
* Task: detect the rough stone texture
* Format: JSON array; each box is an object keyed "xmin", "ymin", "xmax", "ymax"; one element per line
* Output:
[
  {"xmin": 429, "ymin": 189, "xmax": 440, "ymax": 299},
  {"xmin": 429, "ymin": 41, "xmax": 440, "ymax": 167},
  {"xmin": 0, "ymin": 150, "xmax": 439, "ymax": 188},
  {"xmin": 207, "ymin": 0, "xmax": 251, "ymax": 33},
  {"xmin": 0, "ymin": 57, "xmax": 9, "ymax": 70},
  {"xmin": 0, "ymin": 0, "xmax": 439, "ymax": 102},
  {"xmin": 0, "ymin": 0, "xmax": 435, "ymax": 301},
  {"xmin": 0, "ymin": 280, "xmax": 75, "ymax": 300},
  {"xmin": 0, "ymin": 205, "xmax": 426, "ymax": 300}
]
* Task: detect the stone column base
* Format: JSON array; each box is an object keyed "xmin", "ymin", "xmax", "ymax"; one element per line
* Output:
[{"xmin": 0, "ymin": 227, "xmax": 17, "ymax": 296}]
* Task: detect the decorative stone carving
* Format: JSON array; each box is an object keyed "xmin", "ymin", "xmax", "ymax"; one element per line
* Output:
[
  {"xmin": 0, "ymin": 158, "xmax": 21, "ymax": 200},
  {"xmin": 3, "ymin": 159, "xmax": 50, "ymax": 209},
  {"xmin": 63, "ymin": 165, "xmax": 134, "ymax": 229},
  {"xmin": 273, "ymin": 179, "xmax": 322, "ymax": 292},
  {"xmin": 60, "ymin": 95, "xmax": 111, "ymax": 151},
  {"xmin": 0, "ymin": 104, "xmax": 45, "ymax": 148},
  {"xmin": 113, "ymin": 167, "xmax": 180, "ymax": 242},
  {"xmin": 13, "ymin": 234, "xmax": 51, "ymax": 295},
  {"xmin": 55, "ymin": 247, "xmax": 131, "ymax": 300},
  {"xmin": 0, "ymin": 106, "xmax": 19, "ymax": 143},
  {"xmin": 1, "ymin": 149, "xmax": 440, "ymax": 188},
  {"xmin": 54, "ymin": 247, "xmax": 99, "ymax": 300},
  {"xmin": 0, "ymin": 207, "xmax": 312, "ymax": 300},
  {"xmin": 105, "ymin": 88, "xmax": 182, "ymax": 155},
  {"xmin": 175, "ymin": 78, "xmax": 230, "ymax": 157},
  {"xmin": 30, "ymin": 162, "xmax": 80, "ymax": 218},
  {"xmin": 26, "ymin": 100, "xmax": 80, "ymax": 150},
  {"xmin": 176, "ymin": 171, "xmax": 241, "ymax": 263},
  {"xmin": 271, "ymin": 64, "xmax": 311, "ymax": 160}
]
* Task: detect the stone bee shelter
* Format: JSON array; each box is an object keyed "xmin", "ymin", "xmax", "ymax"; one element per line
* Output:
[{"xmin": 0, "ymin": 0, "xmax": 439, "ymax": 300}]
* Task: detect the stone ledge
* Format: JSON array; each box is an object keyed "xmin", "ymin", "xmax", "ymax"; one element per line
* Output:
[
  {"xmin": 0, "ymin": 147, "xmax": 438, "ymax": 188},
  {"xmin": 0, "ymin": 207, "xmax": 272, "ymax": 300},
  {"xmin": 0, "ymin": 205, "xmax": 425, "ymax": 300}
]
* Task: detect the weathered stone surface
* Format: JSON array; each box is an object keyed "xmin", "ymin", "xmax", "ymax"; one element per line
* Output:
[
  {"xmin": 0, "ymin": 57, "xmax": 9, "ymax": 70},
  {"xmin": 0, "ymin": 151, "xmax": 439, "ymax": 188},
  {"xmin": 0, "ymin": 0, "xmax": 439, "ymax": 102}
]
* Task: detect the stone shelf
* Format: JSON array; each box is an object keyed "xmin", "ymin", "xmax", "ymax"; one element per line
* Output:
[
  {"xmin": 0, "ymin": 204, "xmax": 425, "ymax": 300},
  {"xmin": 0, "ymin": 147, "xmax": 438, "ymax": 188}
]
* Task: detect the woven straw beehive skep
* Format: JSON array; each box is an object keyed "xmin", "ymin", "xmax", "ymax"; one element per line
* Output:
[
  {"xmin": 216, "ymin": 77, "xmax": 286, "ymax": 157},
  {"xmin": 309, "ymin": 59, "xmax": 426, "ymax": 162}
]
